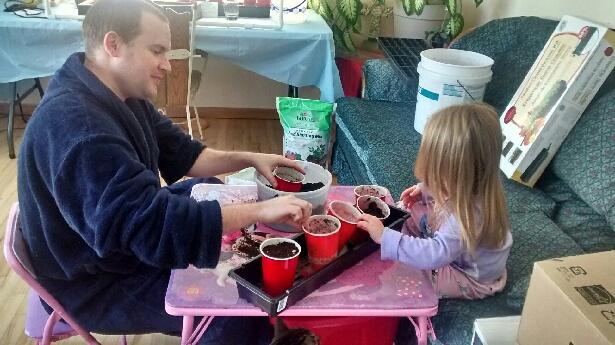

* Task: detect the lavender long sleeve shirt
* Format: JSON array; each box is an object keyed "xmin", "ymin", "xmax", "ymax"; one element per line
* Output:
[{"xmin": 381, "ymin": 185, "xmax": 512, "ymax": 283}]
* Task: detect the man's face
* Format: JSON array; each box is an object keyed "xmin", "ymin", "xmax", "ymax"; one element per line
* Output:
[{"xmin": 113, "ymin": 12, "xmax": 171, "ymax": 100}]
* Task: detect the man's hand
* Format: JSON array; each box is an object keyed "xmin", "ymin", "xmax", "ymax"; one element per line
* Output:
[
  {"xmin": 221, "ymin": 195, "xmax": 312, "ymax": 233},
  {"xmin": 399, "ymin": 184, "xmax": 422, "ymax": 209},
  {"xmin": 356, "ymin": 214, "xmax": 385, "ymax": 244},
  {"xmin": 251, "ymin": 154, "xmax": 305, "ymax": 188},
  {"xmin": 256, "ymin": 195, "xmax": 312, "ymax": 229}
]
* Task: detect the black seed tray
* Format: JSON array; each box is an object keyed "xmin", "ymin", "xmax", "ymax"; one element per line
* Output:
[{"xmin": 228, "ymin": 204, "xmax": 411, "ymax": 316}]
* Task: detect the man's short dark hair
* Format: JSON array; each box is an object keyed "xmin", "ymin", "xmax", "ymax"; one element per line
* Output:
[{"xmin": 82, "ymin": 0, "xmax": 167, "ymax": 57}]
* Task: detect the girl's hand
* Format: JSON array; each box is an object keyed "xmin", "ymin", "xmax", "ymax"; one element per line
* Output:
[
  {"xmin": 251, "ymin": 154, "xmax": 305, "ymax": 188},
  {"xmin": 399, "ymin": 184, "xmax": 422, "ymax": 209},
  {"xmin": 356, "ymin": 214, "xmax": 385, "ymax": 244}
]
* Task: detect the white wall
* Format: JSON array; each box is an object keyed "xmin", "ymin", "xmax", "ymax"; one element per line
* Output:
[{"xmin": 462, "ymin": 0, "xmax": 615, "ymax": 29}]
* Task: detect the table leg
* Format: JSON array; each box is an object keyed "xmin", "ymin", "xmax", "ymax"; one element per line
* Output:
[
  {"xmin": 182, "ymin": 316, "xmax": 195, "ymax": 345},
  {"xmin": 184, "ymin": 316, "xmax": 215, "ymax": 345},
  {"xmin": 288, "ymin": 85, "xmax": 299, "ymax": 98},
  {"xmin": 8, "ymin": 82, "xmax": 16, "ymax": 159},
  {"xmin": 417, "ymin": 316, "xmax": 428, "ymax": 345},
  {"xmin": 408, "ymin": 316, "xmax": 435, "ymax": 345}
]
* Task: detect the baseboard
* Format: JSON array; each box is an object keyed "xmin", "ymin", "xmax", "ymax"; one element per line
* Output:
[
  {"xmin": 0, "ymin": 103, "xmax": 37, "ymax": 117},
  {"xmin": 0, "ymin": 103, "xmax": 278, "ymax": 120}
]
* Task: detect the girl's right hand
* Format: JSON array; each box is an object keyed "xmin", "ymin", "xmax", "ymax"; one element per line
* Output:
[
  {"xmin": 356, "ymin": 214, "xmax": 385, "ymax": 244},
  {"xmin": 400, "ymin": 184, "xmax": 422, "ymax": 209}
]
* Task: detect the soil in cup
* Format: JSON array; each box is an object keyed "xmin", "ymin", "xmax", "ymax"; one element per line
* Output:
[
  {"xmin": 357, "ymin": 186, "xmax": 386, "ymax": 198},
  {"xmin": 364, "ymin": 202, "xmax": 385, "ymax": 218},
  {"xmin": 307, "ymin": 218, "xmax": 337, "ymax": 234},
  {"xmin": 265, "ymin": 182, "xmax": 325, "ymax": 192},
  {"xmin": 262, "ymin": 242, "xmax": 300, "ymax": 259}
]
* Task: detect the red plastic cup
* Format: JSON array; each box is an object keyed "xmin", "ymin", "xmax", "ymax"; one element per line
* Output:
[
  {"xmin": 302, "ymin": 215, "xmax": 340, "ymax": 270},
  {"xmin": 356, "ymin": 195, "xmax": 391, "ymax": 222},
  {"xmin": 260, "ymin": 238, "xmax": 301, "ymax": 297},
  {"xmin": 354, "ymin": 185, "xmax": 389, "ymax": 201},
  {"xmin": 273, "ymin": 166, "xmax": 305, "ymax": 192},
  {"xmin": 327, "ymin": 200, "xmax": 361, "ymax": 250}
]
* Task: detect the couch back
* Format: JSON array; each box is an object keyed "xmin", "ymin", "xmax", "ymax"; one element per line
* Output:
[{"xmin": 453, "ymin": 17, "xmax": 615, "ymax": 231}]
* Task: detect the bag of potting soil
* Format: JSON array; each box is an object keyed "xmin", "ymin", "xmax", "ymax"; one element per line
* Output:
[{"xmin": 277, "ymin": 97, "xmax": 335, "ymax": 167}]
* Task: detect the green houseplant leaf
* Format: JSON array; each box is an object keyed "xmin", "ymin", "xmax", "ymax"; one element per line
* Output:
[
  {"xmin": 308, "ymin": 0, "xmax": 333, "ymax": 23},
  {"xmin": 474, "ymin": 0, "xmax": 483, "ymax": 6},
  {"xmin": 444, "ymin": 0, "xmax": 457, "ymax": 16},
  {"xmin": 332, "ymin": 24, "xmax": 356, "ymax": 53},
  {"xmin": 401, "ymin": 0, "xmax": 415, "ymax": 16},
  {"xmin": 338, "ymin": 0, "xmax": 362, "ymax": 27},
  {"xmin": 446, "ymin": 12, "xmax": 464, "ymax": 39},
  {"xmin": 413, "ymin": 0, "xmax": 426, "ymax": 15}
]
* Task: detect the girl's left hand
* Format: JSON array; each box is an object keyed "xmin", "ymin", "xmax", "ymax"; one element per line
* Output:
[
  {"xmin": 251, "ymin": 154, "xmax": 305, "ymax": 188},
  {"xmin": 356, "ymin": 214, "xmax": 385, "ymax": 244}
]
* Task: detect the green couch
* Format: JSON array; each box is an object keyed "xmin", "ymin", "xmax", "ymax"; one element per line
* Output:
[{"xmin": 331, "ymin": 16, "xmax": 615, "ymax": 344}]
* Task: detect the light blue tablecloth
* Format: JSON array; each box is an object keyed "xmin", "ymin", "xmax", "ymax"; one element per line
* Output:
[{"xmin": 0, "ymin": 5, "xmax": 343, "ymax": 103}]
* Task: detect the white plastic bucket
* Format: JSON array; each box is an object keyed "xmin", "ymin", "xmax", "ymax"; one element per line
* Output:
[
  {"xmin": 270, "ymin": 0, "xmax": 307, "ymax": 24},
  {"xmin": 414, "ymin": 49, "xmax": 494, "ymax": 134}
]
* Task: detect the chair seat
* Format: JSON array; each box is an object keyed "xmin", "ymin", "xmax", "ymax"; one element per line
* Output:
[{"xmin": 25, "ymin": 290, "xmax": 75, "ymax": 339}]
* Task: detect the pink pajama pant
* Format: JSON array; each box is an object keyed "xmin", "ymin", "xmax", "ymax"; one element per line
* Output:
[{"xmin": 403, "ymin": 202, "xmax": 507, "ymax": 300}]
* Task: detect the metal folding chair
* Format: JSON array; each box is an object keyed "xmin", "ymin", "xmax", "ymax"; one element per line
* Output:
[{"xmin": 3, "ymin": 202, "xmax": 127, "ymax": 345}]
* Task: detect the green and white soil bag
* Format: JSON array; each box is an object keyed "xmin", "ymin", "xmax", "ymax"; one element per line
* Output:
[{"xmin": 277, "ymin": 97, "xmax": 335, "ymax": 167}]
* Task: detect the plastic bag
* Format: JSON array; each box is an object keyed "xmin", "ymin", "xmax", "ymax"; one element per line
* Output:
[{"xmin": 277, "ymin": 97, "xmax": 335, "ymax": 167}]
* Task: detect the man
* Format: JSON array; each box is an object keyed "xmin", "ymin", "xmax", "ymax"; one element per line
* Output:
[{"xmin": 17, "ymin": 0, "xmax": 311, "ymax": 343}]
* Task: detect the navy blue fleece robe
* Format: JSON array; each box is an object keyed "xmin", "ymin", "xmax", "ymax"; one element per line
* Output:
[{"xmin": 17, "ymin": 53, "xmax": 224, "ymax": 286}]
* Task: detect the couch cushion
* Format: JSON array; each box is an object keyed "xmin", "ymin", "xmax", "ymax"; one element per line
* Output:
[
  {"xmin": 501, "ymin": 176, "xmax": 555, "ymax": 217},
  {"xmin": 451, "ymin": 17, "xmax": 558, "ymax": 112},
  {"xmin": 550, "ymin": 89, "xmax": 615, "ymax": 230},
  {"xmin": 333, "ymin": 97, "xmax": 421, "ymax": 199},
  {"xmin": 537, "ymin": 169, "xmax": 615, "ymax": 252},
  {"xmin": 430, "ymin": 211, "xmax": 584, "ymax": 345},
  {"xmin": 362, "ymin": 59, "xmax": 415, "ymax": 103}
]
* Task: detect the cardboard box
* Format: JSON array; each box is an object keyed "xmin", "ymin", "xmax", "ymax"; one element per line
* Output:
[
  {"xmin": 517, "ymin": 251, "xmax": 615, "ymax": 345},
  {"xmin": 500, "ymin": 16, "xmax": 615, "ymax": 187}
]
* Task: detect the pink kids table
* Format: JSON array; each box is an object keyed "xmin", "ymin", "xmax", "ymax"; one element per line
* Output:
[{"xmin": 165, "ymin": 185, "xmax": 438, "ymax": 345}]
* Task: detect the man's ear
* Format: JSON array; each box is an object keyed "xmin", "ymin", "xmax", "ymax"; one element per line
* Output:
[{"xmin": 102, "ymin": 31, "xmax": 122, "ymax": 57}]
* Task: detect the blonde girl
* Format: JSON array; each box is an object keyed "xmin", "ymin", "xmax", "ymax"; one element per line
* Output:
[{"xmin": 357, "ymin": 103, "xmax": 512, "ymax": 299}]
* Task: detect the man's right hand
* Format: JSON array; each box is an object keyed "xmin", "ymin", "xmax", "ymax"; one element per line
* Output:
[
  {"xmin": 256, "ymin": 195, "xmax": 312, "ymax": 230},
  {"xmin": 221, "ymin": 195, "xmax": 312, "ymax": 233}
]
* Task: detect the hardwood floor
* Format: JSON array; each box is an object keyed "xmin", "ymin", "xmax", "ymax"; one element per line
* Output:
[{"xmin": 0, "ymin": 115, "xmax": 290, "ymax": 344}]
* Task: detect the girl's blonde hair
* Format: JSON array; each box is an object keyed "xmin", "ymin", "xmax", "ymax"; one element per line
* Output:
[{"xmin": 414, "ymin": 103, "xmax": 509, "ymax": 253}]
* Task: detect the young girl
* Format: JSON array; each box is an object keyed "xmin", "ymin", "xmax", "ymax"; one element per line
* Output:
[{"xmin": 357, "ymin": 103, "xmax": 512, "ymax": 300}]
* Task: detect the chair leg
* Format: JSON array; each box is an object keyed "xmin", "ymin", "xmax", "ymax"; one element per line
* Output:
[
  {"xmin": 185, "ymin": 105, "xmax": 194, "ymax": 140},
  {"xmin": 8, "ymin": 82, "xmax": 17, "ymax": 159},
  {"xmin": 42, "ymin": 311, "xmax": 62, "ymax": 345},
  {"xmin": 192, "ymin": 103, "xmax": 206, "ymax": 140},
  {"xmin": 7, "ymin": 78, "xmax": 46, "ymax": 159},
  {"xmin": 35, "ymin": 78, "xmax": 44, "ymax": 98}
]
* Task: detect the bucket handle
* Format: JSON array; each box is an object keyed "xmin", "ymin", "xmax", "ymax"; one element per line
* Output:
[{"xmin": 456, "ymin": 80, "xmax": 475, "ymax": 101}]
